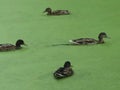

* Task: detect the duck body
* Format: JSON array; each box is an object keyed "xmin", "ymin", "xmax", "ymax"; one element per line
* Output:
[
  {"xmin": 53, "ymin": 61, "xmax": 73, "ymax": 79},
  {"xmin": 0, "ymin": 39, "xmax": 25, "ymax": 52},
  {"xmin": 44, "ymin": 8, "xmax": 70, "ymax": 15},
  {"xmin": 69, "ymin": 38, "xmax": 98, "ymax": 45},
  {"xmin": 0, "ymin": 44, "xmax": 16, "ymax": 51},
  {"xmin": 69, "ymin": 32, "xmax": 108, "ymax": 45}
]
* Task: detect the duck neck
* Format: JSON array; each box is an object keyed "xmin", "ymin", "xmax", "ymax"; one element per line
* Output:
[
  {"xmin": 98, "ymin": 37, "xmax": 104, "ymax": 44},
  {"xmin": 15, "ymin": 44, "xmax": 21, "ymax": 49},
  {"xmin": 48, "ymin": 10, "xmax": 52, "ymax": 15},
  {"xmin": 46, "ymin": 8, "xmax": 52, "ymax": 15}
]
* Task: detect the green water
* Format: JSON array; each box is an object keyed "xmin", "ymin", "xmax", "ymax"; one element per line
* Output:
[{"xmin": 0, "ymin": 0, "xmax": 120, "ymax": 90}]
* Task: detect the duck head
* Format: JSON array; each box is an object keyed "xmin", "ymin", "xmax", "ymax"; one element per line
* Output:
[
  {"xmin": 44, "ymin": 8, "xmax": 52, "ymax": 14},
  {"xmin": 64, "ymin": 61, "xmax": 72, "ymax": 68},
  {"xmin": 98, "ymin": 32, "xmax": 108, "ymax": 43},
  {"xmin": 16, "ymin": 39, "xmax": 26, "ymax": 49}
]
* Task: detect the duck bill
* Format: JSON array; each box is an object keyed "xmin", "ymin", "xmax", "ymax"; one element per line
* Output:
[
  {"xmin": 23, "ymin": 43, "xmax": 27, "ymax": 46},
  {"xmin": 106, "ymin": 36, "xmax": 111, "ymax": 39},
  {"xmin": 43, "ymin": 11, "xmax": 46, "ymax": 13}
]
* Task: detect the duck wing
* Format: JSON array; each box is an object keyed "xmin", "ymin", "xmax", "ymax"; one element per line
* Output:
[
  {"xmin": 54, "ymin": 67, "xmax": 73, "ymax": 79},
  {"xmin": 63, "ymin": 68, "xmax": 74, "ymax": 76},
  {"xmin": 0, "ymin": 44, "xmax": 15, "ymax": 51},
  {"xmin": 54, "ymin": 67, "xmax": 65, "ymax": 79},
  {"xmin": 70, "ymin": 38, "xmax": 98, "ymax": 45},
  {"xmin": 53, "ymin": 10, "xmax": 70, "ymax": 15}
]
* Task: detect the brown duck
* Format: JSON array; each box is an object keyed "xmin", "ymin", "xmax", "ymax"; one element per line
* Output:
[
  {"xmin": 69, "ymin": 32, "xmax": 109, "ymax": 45},
  {"xmin": 53, "ymin": 61, "xmax": 73, "ymax": 79},
  {"xmin": 0, "ymin": 39, "xmax": 26, "ymax": 51},
  {"xmin": 44, "ymin": 8, "xmax": 70, "ymax": 15}
]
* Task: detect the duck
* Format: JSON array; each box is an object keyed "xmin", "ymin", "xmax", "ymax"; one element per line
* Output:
[
  {"xmin": 69, "ymin": 32, "xmax": 109, "ymax": 45},
  {"xmin": 53, "ymin": 61, "xmax": 73, "ymax": 79},
  {"xmin": 0, "ymin": 39, "xmax": 26, "ymax": 51},
  {"xmin": 44, "ymin": 7, "xmax": 70, "ymax": 15}
]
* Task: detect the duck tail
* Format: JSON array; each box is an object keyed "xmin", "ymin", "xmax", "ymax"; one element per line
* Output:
[
  {"xmin": 53, "ymin": 72, "xmax": 64, "ymax": 79},
  {"xmin": 69, "ymin": 40, "xmax": 73, "ymax": 43},
  {"xmin": 69, "ymin": 40, "xmax": 80, "ymax": 45}
]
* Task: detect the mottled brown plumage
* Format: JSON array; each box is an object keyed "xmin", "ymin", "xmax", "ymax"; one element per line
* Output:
[
  {"xmin": 44, "ymin": 8, "xmax": 70, "ymax": 15},
  {"xmin": 69, "ymin": 32, "xmax": 109, "ymax": 45},
  {"xmin": 0, "ymin": 39, "xmax": 26, "ymax": 51},
  {"xmin": 53, "ymin": 61, "xmax": 73, "ymax": 79}
]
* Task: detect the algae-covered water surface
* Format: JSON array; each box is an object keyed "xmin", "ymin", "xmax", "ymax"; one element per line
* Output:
[{"xmin": 0, "ymin": 0, "xmax": 120, "ymax": 90}]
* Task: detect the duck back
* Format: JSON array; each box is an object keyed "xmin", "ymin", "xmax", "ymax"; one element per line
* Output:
[
  {"xmin": 54, "ymin": 67, "xmax": 73, "ymax": 79},
  {"xmin": 0, "ymin": 44, "xmax": 16, "ymax": 51},
  {"xmin": 53, "ymin": 10, "xmax": 70, "ymax": 15},
  {"xmin": 70, "ymin": 38, "xmax": 98, "ymax": 45}
]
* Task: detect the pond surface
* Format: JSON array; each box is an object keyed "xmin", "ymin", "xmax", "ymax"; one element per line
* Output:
[{"xmin": 0, "ymin": 0, "xmax": 120, "ymax": 90}]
